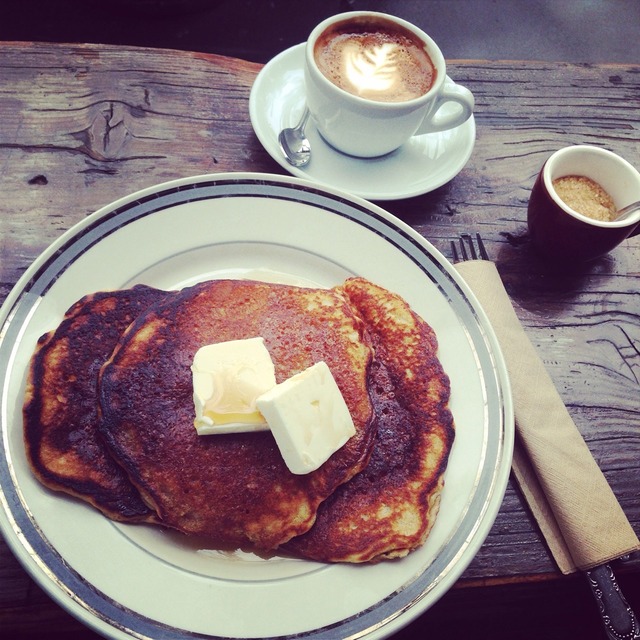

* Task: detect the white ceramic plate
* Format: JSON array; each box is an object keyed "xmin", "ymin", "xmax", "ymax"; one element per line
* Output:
[
  {"xmin": 0, "ymin": 173, "xmax": 513, "ymax": 640},
  {"xmin": 249, "ymin": 44, "xmax": 476, "ymax": 200}
]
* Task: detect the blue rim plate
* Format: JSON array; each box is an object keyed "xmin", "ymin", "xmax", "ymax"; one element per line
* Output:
[{"xmin": 0, "ymin": 173, "xmax": 513, "ymax": 640}]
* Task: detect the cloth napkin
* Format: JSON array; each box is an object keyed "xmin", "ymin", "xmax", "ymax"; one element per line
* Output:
[{"xmin": 455, "ymin": 259, "xmax": 640, "ymax": 574}]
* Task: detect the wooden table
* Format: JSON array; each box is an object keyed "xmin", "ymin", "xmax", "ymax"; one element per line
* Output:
[{"xmin": 0, "ymin": 42, "xmax": 638, "ymax": 639}]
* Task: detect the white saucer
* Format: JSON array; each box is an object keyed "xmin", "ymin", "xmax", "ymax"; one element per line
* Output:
[{"xmin": 249, "ymin": 43, "xmax": 476, "ymax": 201}]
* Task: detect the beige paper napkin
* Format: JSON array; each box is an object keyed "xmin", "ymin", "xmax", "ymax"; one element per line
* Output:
[{"xmin": 455, "ymin": 259, "xmax": 640, "ymax": 574}]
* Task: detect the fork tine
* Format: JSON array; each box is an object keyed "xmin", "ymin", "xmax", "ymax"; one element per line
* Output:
[
  {"xmin": 475, "ymin": 233, "xmax": 489, "ymax": 260},
  {"xmin": 450, "ymin": 240, "xmax": 459, "ymax": 262},
  {"xmin": 461, "ymin": 233, "xmax": 477, "ymax": 260}
]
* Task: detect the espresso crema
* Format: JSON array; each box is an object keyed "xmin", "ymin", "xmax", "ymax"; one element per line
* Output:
[{"xmin": 314, "ymin": 20, "xmax": 437, "ymax": 103}]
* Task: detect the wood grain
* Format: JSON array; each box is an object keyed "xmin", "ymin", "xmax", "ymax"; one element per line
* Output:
[{"xmin": 1, "ymin": 42, "xmax": 639, "ymax": 638}]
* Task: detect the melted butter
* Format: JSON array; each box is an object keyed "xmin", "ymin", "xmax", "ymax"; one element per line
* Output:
[
  {"xmin": 192, "ymin": 337, "xmax": 276, "ymax": 434},
  {"xmin": 191, "ymin": 339, "xmax": 355, "ymax": 474},
  {"xmin": 256, "ymin": 361, "xmax": 356, "ymax": 474}
]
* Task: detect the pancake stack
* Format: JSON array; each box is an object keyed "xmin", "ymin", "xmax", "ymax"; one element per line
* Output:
[{"xmin": 23, "ymin": 276, "xmax": 455, "ymax": 562}]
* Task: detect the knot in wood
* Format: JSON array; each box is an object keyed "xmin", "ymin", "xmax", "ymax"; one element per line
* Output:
[{"xmin": 83, "ymin": 101, "xmax": 132, "ymax": 161}]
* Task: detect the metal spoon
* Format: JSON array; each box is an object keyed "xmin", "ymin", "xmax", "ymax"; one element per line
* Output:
[
  {"xmin": 278, "ymin": 107, "xmax": 311, "ymax": 167},
  {"xmin": 613, "ymin": 199, "xmax": 640, "ymax": 222}
]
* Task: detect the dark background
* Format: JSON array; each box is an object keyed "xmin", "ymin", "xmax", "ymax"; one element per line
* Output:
[
  {"xmin": 1, "ymin": 0, "xmax": 640, "ymax": 64},
  {"xmin": 2, "ymin": 1, "xmax": 640, "ymax": 639}
]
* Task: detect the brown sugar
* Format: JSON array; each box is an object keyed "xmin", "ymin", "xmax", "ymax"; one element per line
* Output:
[{"xmin": 552, "ymin": 175, "xmax": 616, "ymax": 222}]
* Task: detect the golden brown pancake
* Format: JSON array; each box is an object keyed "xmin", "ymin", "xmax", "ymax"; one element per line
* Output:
[
  {"xmin": 24, "ymin": 275, "xmax": 454, "ymax": 562},
  {"xmin": 98, "ymin": 279, "xmax": 376, "ymax": 550},
  {"xmin": 23, "ymin": 285, "xmax": 168, "ymax": 522},
  {"xmin": 284, "ymin": 277, "xmax": 455, "ymax": 563}
]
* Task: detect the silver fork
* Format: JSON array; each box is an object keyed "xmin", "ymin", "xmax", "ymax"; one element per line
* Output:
[
  {"xmin": 450, "ymin": 232, "xmax": 489, "ymax": 262},
  {"xmin": 450, "ymin": 232, "xmax": 639, "ymax": 640}
]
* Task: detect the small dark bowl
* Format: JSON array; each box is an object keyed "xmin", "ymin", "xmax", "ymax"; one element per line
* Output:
[{"xmin": 527, "ymin": 145, "xmax": 640, "ymax": 263}]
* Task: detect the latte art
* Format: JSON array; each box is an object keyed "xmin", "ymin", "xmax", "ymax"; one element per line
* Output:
[
  {"xmin": 314, "ymin": 24, "xmax": 436, "ymax": 103},
  {"xmin": 344, "ymin": 41, "xmax": 400, "ymax": 95}
]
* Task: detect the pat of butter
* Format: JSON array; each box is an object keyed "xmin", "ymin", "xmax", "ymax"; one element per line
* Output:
[
  {"xmin": 191, "ymin": 337, "xmax": 276, "ymax": 434},
  {"xmin": 256, "ymin": 361, "xmax": 356, "ymax": 475}
]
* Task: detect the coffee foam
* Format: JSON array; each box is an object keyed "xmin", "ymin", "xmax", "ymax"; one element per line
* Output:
[{"xmin": 314, "ymin": 27, "xmax": 436, "ymax": 103}]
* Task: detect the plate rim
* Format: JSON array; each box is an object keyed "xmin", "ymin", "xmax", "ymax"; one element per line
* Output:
[{"xmin": 0, "ymin": 171, "xmax": 514, "ymax": 640}]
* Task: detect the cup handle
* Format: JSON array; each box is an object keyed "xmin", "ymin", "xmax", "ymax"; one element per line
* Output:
[{"xmin": 415, "ymin": 80, "xmax": 475, "ymax": 135}]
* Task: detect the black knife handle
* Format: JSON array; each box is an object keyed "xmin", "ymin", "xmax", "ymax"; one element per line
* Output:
[{"xmin": 585, "ymin": 564, "xmax": 640, "ymax": 640}]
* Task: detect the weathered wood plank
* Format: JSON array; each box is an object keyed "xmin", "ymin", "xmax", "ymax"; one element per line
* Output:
[{"xmin": 0, "ymin": 42, "xmax": 639, "ymax": 638}]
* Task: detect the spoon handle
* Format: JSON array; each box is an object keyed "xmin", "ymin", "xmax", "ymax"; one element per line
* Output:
[
  {"xmin": 614, "ymin": 199, "xmax": 640, "ymax": 222},
  {"xmin": 297, "ymin": 107, "xmax": 311, "ymax": 131}
]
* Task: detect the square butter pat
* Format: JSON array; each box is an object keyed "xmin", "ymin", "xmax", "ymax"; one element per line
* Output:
[
  {"xmin": 192, "ymin": 337, "xmax": 276, "ymax": 434},
  {"xmin": 256, "ymin": 361, "xmax": 356, "ymax": 475}
]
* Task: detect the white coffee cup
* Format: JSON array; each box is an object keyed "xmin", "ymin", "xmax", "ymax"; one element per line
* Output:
[{"xmin": 304, "ymin": 11, "xmax": 475, "ymax": 158}]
